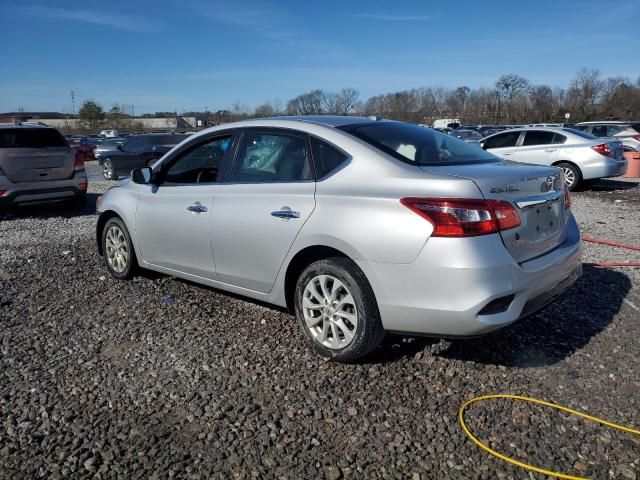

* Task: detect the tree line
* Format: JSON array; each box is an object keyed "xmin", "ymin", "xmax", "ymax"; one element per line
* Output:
[
  {"xmin": 76, "ymin": 68, "xmax": 640, "ymax": 131},
  {"xmin": 254, "ymin": 68, "xmax": 640, "ymax": 125}
]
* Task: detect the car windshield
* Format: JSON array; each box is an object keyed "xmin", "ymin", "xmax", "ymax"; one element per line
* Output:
[
  {"xmin": 342, "ymin": 122, "xmax": 498, "ymax": 166},
  {"xmin": 563, "ymin": 128, "xmax": 597, "ymax": 140},
  {"xmin": 0, "ymin": 128, "xmax": 68, "ymax": 148}
]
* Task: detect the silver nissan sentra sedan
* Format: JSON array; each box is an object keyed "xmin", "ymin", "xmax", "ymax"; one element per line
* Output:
[{"xmin": 96, "ymin": 116, "xmax": 582, "ymax": 362}]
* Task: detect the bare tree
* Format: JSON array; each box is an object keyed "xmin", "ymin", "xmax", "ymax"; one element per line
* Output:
[{"xmin": 565, "ymin": 68, "xmax": 604, "ymax": 120}]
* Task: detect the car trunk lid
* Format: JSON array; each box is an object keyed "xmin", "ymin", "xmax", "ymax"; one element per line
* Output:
[{"xmin": 421, "ymin": 161, "xmax": 568, "ymax": 263}]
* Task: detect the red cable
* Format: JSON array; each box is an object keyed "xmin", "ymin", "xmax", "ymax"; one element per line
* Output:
[
  {"xmin": 582, "ymin": 235, "xmax": 640, "ymax": 252},
  {"xmin": 582, "ymin": 236, "xmax": 640, "ymax": 267}
]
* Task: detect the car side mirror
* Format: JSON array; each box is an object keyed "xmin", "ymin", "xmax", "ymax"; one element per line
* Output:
[{"xmin": 132, "ymin": 167, "xmax": 153, "ymax": 185}]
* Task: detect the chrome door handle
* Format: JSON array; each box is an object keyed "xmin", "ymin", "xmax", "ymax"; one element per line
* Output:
[
  {"xmin": 544, "ymin": 148, "xmax": 558, "ymax": 152},
  {"xmin": 271, "ymin": 207, "xmax": 300, "ymax": 219},
  {"xmin": 187, "ymin": 202, "xmax": 207, "ymax": 213}
]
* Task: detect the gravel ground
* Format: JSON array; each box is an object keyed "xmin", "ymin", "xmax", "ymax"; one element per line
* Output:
[{"xmin": 1, "ymin": 163, "xmax": 638, "ymax": 479}]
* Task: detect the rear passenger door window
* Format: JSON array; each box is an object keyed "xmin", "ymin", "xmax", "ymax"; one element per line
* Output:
[
  {"xmin": 310, "ymin": 136, "xmax": 349, "ymax": 178},
  {"xmin": 591, "ymin": 125, "xmax": 607, "ymax": 137},
  {"xmin": 522, "ymin": 131, "xmax": 555, "ymax": 146},
  {"xmin": 483, "ymin": 131, "xmax": 521, "ymax": 150},
  {"xmin": 229, "ymin": 131, "xmax": 312, "ymax": 183}
]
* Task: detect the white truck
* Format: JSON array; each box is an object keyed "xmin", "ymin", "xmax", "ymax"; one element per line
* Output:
[{"xmin": 432, "ymin": 118, "xmax": 461, "ymax": 129}]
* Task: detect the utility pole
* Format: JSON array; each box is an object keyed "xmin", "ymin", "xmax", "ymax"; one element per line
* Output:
[{"xmin": 70, "ymin": 91, "xmax": 76, "ymax": 116}]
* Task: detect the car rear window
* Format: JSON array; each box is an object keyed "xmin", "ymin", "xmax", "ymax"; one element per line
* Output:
[
  {"xmin": 629, "ymin": 124, "xmax": 640, "ymax": 134},
  {"xmin": 341, "ymin": 122, "xmax": 498, "ymax": 166},
  {"xmin": 0, "ymin": 128, "xmax": 68, "ymax": 148}
]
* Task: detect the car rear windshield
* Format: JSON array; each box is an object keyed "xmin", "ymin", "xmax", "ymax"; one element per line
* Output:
[
  {"xmin": 341, "ymin": 122, "xmax": 498, "ymax": 166},
  {"xmin": 563, "ymin": 128, "xmax": 597, "ymax": 140},
  {"xmin": 0, "ymin": 128, "xmax": 68, "ymax": 148}
]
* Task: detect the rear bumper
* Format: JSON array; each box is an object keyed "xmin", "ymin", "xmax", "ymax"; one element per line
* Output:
[
  {"xmin": 581, "ymin": 157, "xmax": 627, "ymax": 180},
  {"xmin": 0, "ymin": 171, "xmax": 87, "ymax": 205},
  {"xmin": 357, "ymin": 213, "xmax": 582, "ymax": 337}
]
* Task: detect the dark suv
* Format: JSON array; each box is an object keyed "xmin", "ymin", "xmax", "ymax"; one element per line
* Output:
[
  {"xmin": 0, "ymin": 125, "xmax": 87, "ymax": 206},
  {"xmin": 99, "ymin": 133, "xmax": 188, "ymax": 180},
  {"xmin": 574, "ymin": 121, "xmax": 640, "ymax": 152}
]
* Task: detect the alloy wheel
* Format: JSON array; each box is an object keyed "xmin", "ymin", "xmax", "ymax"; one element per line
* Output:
[
  {"xmin": 105, "ymin": 225, "xmax": 129, "ymax": 273},
  {"xmin": 103, "ymin": 160, "xmax": 114, "ymax": 180},
  {"xmin": 302, "ymin": 274, "xmax": 358, "ymax": 349},
  {"xmin": 561, "ymin": 167, "xmax": 575, "ymax": 188}
]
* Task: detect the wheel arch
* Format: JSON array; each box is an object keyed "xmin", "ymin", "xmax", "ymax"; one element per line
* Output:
[
  {"xmin": 284, "ymin": 245, "xmax": 352, "ymax": 313},
  {"xmin": 552, "ymin": 160, "xmax": 582, "ymax": 177},
  {"xmin": 96, "ymin": 210, "xmax": 121, "ymax": 255}
]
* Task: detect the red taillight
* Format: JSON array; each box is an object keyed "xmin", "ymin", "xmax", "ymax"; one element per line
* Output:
[
  {"xmin": 78, "ymin": 182, "xmax": 87, "ymax": 190},
  {"xmin": 591, "ymin": 143, "xmax": 613, "ymax": 157},
  {"xmin": 74, "ymin": 151, "xmax": 85, "ymax": 170},
  {"xmin": 633, "ymin": 135, "xmax": 640, "ymax": 141},
  {"xmin": 0, "ymin": 190, "xmax": 6, "ymax": 197},
  {"xmin": 400, "ymin": 198, "xmax": 521, "ymax": 237}
]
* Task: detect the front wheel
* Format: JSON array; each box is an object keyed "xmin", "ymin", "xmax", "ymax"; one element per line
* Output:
[
  {"xmin": 102, "ymin": 217, "xmax": 136, "ymax": 280},
  {"xmin": 294, "ymin": 257, "xmax": 384, "ymax": 362},
  {"xmin": 102, "ymin": 158, "xmax": 116, "ymax": 180},
  {"xmin": 557, "ymin": 162, "xmax": 581, "ymax": 191}
]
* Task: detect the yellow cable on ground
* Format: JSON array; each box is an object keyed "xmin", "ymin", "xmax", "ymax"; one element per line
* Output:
[{"xmin": 459, "ymin": 394, "xmax": 640, "ymax": 480}]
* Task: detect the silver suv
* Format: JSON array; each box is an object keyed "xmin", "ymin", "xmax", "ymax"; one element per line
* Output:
[
  {"xmin": 574, "ymin": 121, "xmax": 640, "ymax": 152},
  {"xmin": 0, "ymin": 125, "xmax": 88, "ymax": 206}
]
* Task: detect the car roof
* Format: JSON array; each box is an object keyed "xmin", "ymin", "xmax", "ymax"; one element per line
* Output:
[
  {"xmin": 264, "ymin": 115, "xmax": 380, "ymax": 127},
  {"xmin": 576, "ymin": 120, "xmax": 638, "ymax": 125},
  {"xmin": 483, "ymin": 126, "xmax": 575, "ymax": 138},
  {"xmin": 0, "ymin": 123, "xmax": 51, "ymax": 129}
]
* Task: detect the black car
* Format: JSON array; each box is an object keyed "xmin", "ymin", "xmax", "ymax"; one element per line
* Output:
[{"xmin": 99, "ymin": 134, "xmax": 187, "ymax": 180}]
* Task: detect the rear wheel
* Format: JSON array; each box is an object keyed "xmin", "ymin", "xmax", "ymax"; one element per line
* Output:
[
  {"xmin": 294, "ymin": 257, "xmax": 384, "ymax": 362},
  {"xmin": 102, "ymin": 158, "xmax": 116, "ymax": 180},
  {"xmin": 557, "ymin": 162, "xmax": 581, "ymax": 191},
  {"xmin": 102, "ymin": 217, "xmax": 136, "ymax": 280}
]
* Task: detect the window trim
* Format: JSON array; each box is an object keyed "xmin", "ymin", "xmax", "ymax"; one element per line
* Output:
[
  {"xmin": 224, "ymin": 127, "xmax": 316, "ymax": 185},
  {"xmin": 153, "ymin": 129, "xmax": 237, "ymax": 186}
]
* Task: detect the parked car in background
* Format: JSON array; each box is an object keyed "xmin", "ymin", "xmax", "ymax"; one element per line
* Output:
[
  {"xmin": 528, "ymin": 123, "xmax": 563, "ymax": 127},
  {"xmin": 432, "ymin": 118, "xmax": 460, "ymax": 129},
  {"xmin": 100, "ymin": 129, "xmax": 119, "ymax": 138},
  {"xmin": 94, "ymin": 137, "xmax": 126, "ymax": 161},
  {"xmin": 96, "ymin": 116, "xmax": 582, "ymax": 362},
  {"xmin": 480, "ymin": 127, "xmax": 626, "ymax": 190},
  {"xmin": 452, "ymin": 129, "xmax": 484, "ymax": 143},
  {"xmin": 99, "ymin": 133, "xmax": 188, "ymax": 180},
  {"xmin": 0, "ymin": 125, "xmax": 87, "ymax": 206},
  {"xmin": 574, "ymin": 121, "xmax": 640, "ymax": 152},
  {"xmin": 67, "ymin": 136, "xmax": 96, "ymax": 160}
]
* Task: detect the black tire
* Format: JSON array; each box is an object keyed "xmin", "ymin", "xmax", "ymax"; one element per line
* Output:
[
  {"xmin": 101, "ymin": 217, "xmax": 137, "ymax": 280},
  {"xmin": 102, "ymin": 158, "xmax": 116, "ymax": 180},
  {"xmin": 294, "ymin": 257, "xmax": 384, "ymax": 362},
  {"xmin": 557, "ymin": 162, "xmax": 581, "ymax": 191}
]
